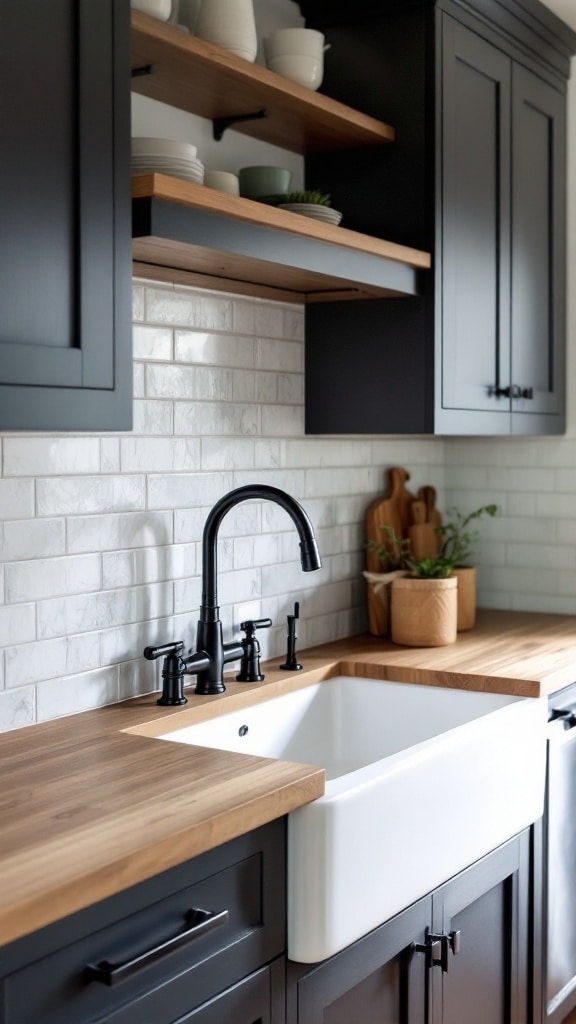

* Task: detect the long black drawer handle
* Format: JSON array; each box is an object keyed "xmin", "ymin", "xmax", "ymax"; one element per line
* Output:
[{"xmin": 86, "ymin": 907, "xmax": 229, "ymax": 987}]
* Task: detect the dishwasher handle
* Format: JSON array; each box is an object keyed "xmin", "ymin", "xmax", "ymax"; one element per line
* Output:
[{"xmin": 549, "ymin": 707, "xmax": 576, "ymax": 730}]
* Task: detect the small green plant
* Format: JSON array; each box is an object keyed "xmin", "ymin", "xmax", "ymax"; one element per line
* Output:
[
  {"xmin": 437, "ymin": 504, "xmax": 498, "ymax": 566},
  {"xmin": 367, "ymin": 527, "xmax": 455, "ymax": 579},
  {"xmin": 283, "ymin": 189, "xmax": 332, "ymax": 206}
]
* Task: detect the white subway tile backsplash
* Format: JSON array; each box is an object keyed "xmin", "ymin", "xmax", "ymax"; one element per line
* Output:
[
  {"xmin": 36, "ymin": 583, "xmax": 173, "ymax": 641},
  {"xmin": 121, "ymin": 437, "xmax": 200, "ymax": 474},
  {"xmin": 133, "ymin": 325, "xmax": 173, "ymax": 361},
  {"xmin": 132, "ymin": 399, "xmax": 174, "ymax": 435},
  {"xmin": 175, "ymin": 330, "xmax": 254, "ymax": 368},
  {"xmin": 2, "ymin": 276, "xmax": 573, "ymax": 731},
  {"xmin": 0, "ymin": 480, "xmax": 35, "ymax": 520},
  {"xmin": 5, "ymin": 554, "xmax": 101, "ymax": 603},
  {"xmin": 67, "ymin": 510, "xmax": 173, "ymax": 555},
  {"xmin": 1, "ymin": 518, "xmax": 66, "ymax": 562},
  {"xmin": 174, "ymin": 401, "xmax": 260, "ymax": 437},
  {"xmin": 102, "ymin": 543, "xmax": 196, "ymax": 588},
  {"xmin": 0, "ymin": 603, "xmax": 36, "ymax": 646},
  {"xmin": 0, "ymin": 686, "xmax": 36, "ymax": 731},
  {"xmin": 5, "ymin": 633, "xmax": 101, "ymax": 688},
  {"xmin": 146, "ymin": 363, "xmax": 235, "ymax": 402},
  {"xmin": 36, "ymin": 666, "xmax": 119, "ymax": 723},
  {"xmin": 37, "ymin": 476, "xmax": 146, "ymax": 517},
  {"xmin": 147, "ymin": 472, "xmax": 234, "ymax": 511},
  {"xmin": 146, "ymin": 287, "xmax": 233, "ymax": 330},
  {"xmin": 255, "ymin": 336, "xmax": 303, "ymax": 373},
  {"xmin": 3, "ymin": 438, "xmax": 101, "ymax": 477},
  {"xmin": 261, "ymin": 404, "xmax": 304, "ymax": 436}
]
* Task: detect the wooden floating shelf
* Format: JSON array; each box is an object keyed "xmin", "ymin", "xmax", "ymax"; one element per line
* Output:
[
  {"xmin": 132, "ymin": 174, "xmax": 432, "ymax": 303},
  {"xmin": 131, "ymin": 11, "xmax": 396, "ymax": 154}
]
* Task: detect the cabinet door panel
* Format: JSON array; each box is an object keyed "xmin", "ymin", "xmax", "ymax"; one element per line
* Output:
[
  {"xmin": 0, "ymin": 0, "xmax": 132, "ymax": 430},
  {"xmin": 511, "ymin": 64, "xmax": 566, "ymax": 425},
  {"xmin": 292, "ymin": 897, "xmax": 429, "ymax": 1024},
  {"xmin": 431, "ymin": 833, "xmax": 529, "ymax": 1024},
  {"xmin": 439, "ymin": 16, "xmax": 511, "ymax": 423}
]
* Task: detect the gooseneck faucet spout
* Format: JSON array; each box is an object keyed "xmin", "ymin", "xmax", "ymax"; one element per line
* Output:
[
  {"xmin": 145, "ymin": 485, "xmax": 322, "ymax": 705},
  {"xmin": 195, "ymin": 485, "xmax": 321, "ymax": 695}
]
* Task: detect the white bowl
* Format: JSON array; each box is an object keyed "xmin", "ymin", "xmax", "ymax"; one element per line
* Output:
[
  {"xmin": 131, "ymin": 137, "xmax": 198, "ymax": 161},
  {"xmin": 266, "ymin": 54, "xmax": 324, "ymax": 91},
  {"xmin": 130, "ymin": 0, "xmax": 173, "ymax": 21},
  {"xmin": 204, "ymin": 171, "xmax": 240, "ymax": 195},
  {"xmin": 264, "ymin": 27, "xmax": 326, "ymax": 59}
]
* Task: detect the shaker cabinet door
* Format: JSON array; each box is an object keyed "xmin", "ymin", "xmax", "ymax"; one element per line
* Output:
[
  {"xmin": 0, "ymin": 0, "xmax": 132, "ymax": 431},
  {"xmin": 438, "ymin": 15, "xmax": 512, "ymax": 433},
  {"xmin": 510, "ymin": 63, "xmax": 566, "ymax": 430}
]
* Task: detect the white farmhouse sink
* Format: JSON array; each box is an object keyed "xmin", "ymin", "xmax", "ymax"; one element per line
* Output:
[{"xmin": 160, "ymin": 676, "xmax": 547, "ymax": 963}]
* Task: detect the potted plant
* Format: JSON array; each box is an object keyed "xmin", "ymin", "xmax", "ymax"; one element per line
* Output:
[
  {"xmin": 367, "ymin": 529, "xmax": 458, "ymax": 647},
  {"xmin": 436, "ymin": 504, "xmax": 498, "ymax": 631}
]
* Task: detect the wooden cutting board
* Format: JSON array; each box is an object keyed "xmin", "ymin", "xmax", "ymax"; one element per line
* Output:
[
  {"xmin": 417, "ymin": 485, "xmax": 442, "ymax": 531},
  {"xmin": 365, "ymin": 466, "xmax": 415, "ymax": 571},
  {"xmin": 408, "ymin": 500, "xmax": 439, "ymax": 559}
]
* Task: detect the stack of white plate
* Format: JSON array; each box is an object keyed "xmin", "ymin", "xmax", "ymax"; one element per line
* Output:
[
  {"xmin": 131, "ymin": 137, "xmax": 204, "ymax": 185},
  {"xmin": 279, "ymin": 202, "xmax": 343, "ymax": 226}
]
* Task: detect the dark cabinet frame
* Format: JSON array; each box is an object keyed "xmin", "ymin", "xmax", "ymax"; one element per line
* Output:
[{"xmin": 0, "ymin": 0, "xmax": 132, "ymax": 431}]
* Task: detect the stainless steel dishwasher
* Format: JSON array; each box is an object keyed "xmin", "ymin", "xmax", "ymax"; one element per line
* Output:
[{"xmin": 544, "ymin": 682, "xmax": 576, "ymax": 1024}]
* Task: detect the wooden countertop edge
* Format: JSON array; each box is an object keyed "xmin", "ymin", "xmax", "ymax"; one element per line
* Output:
[
  {"xmin": 2, "ymin": 607, "xmax": 576, "ymax": 946},
  {"xmin": 0, "ymin": 762, "xmax": 323, "ymax": 946}
]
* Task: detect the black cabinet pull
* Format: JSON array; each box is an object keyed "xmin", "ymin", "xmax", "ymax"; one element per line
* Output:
[
  {"xmin": 488, "ymin": 384, "xmax": 534, "ymax": 400},
  {"xmin": 86, "ymin": 907, "xmax": 229, "ymax": 987}
]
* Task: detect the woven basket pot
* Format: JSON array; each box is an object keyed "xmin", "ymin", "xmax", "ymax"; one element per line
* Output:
[
  {"xmin": 453, "ymin": 566, "xmax": 477, "ymax": 631},
  {"xmin": 391, "ymin": 575, "xmax": 458, "ymax": 647}
]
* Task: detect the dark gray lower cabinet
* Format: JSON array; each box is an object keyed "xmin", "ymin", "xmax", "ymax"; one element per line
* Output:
[
  {"xmin": 0, "ymin": 820, "xmax": 286, "ymax": 1024},
  {"xmin": 287, "ymin": 830, "xmax": 530, "ymax": 1024},
  {"xmin": 0, "ymin": 0, "xmax": 132, "ymax": 431},
  {"xmin": 0, "ymin": 824, "xmax": 534, "ymax": 1024}
]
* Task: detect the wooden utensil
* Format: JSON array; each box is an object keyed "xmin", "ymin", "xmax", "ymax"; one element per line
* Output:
[
  {"xmin": 417, "ymin": 486, "xmax": 443, "ymax": 530},
  {"xmin": 365, "ymin": 466, "xmax": 414, "ymax": 572},
  {"xmin": 408, "ymin": 500, "xmax": 439, "ymax": 559}
]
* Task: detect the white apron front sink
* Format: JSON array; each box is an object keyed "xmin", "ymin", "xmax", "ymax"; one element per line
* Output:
[{"xmin": 160, "ymin": 676, "xmax": 547, "ymax": 963}]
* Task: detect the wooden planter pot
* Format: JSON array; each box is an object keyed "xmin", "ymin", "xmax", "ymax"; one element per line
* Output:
[
  {"xmin": 390, "ymin": 575, "xmax": 458, "ymax": 647},
  {"xmin": 452, "ymin": 565, "xmax": 477, "ymax": 631}
]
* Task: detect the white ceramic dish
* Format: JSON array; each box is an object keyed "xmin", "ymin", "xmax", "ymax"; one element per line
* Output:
[
  {"xmin": 266, "ymin": 53, "xmax": 323, "ymax": 90},
  {"xmin": 131, "ymin": 0, "xmax": 173, "ymax": 21},
  {"xmin": 131, "ymin": 137, "xmax": 198, "ymax": 161},
  {"xmin": 279, "ymin": 202, "xmax": 343, "ymax": 225},
  {"xmin": 263, "ymin": 28, "xmax": 328, "ymax": 59},
  {"xmin": 160, "ymin": 675, "xmax": 547, "ymax": 963},
  {"xmin": 132, "ymin": 161, "xmax": 204, "ymax": 184}
]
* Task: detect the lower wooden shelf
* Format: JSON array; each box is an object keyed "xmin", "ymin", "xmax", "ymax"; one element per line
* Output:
[{"xmin": 132, "ymin": 174, "xmax": 431, "ymax": 303}]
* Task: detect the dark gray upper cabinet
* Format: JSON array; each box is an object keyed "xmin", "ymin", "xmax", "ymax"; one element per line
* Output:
[
  {"xmin": 437, "ymin": 13, "xmax": 567, "ymax": 434},
  {"xmin": 301, "ymin": 0, "xmax": 576, "ymax": 436},
  {"xmin": 0, "ymin": 0, "xmax": 132, "ymax": 432}
]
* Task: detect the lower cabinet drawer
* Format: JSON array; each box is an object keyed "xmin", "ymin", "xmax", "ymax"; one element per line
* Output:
[
  {"xmin": 1, "ymin": 820, "xmax": 286, "ymax": 1024},
  {"xmin": 102, "ymin": 960, "xmax": 282, "ymax": 1024}
]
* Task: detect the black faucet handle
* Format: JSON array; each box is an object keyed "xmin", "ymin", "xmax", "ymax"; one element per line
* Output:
[
  {"xmin": 239, "ymin": 617, "xmax": 272, "ymax": 635},
  {"xmin": 236, "ymin": 618, "xmax": 272, "ymax": 683},
  {"xmin": 143, "ymin": 641, "xmax": 185, "ymax": 661}
]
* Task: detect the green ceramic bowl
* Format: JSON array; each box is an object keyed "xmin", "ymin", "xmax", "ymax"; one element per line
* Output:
[{"xmin": 238, "ymin": 166, "xmax": 292, "ymax": 201}]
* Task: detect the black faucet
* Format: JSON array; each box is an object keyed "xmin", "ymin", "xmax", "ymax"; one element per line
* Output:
[{"xmin": 144, "ymin": 485, "xmax": 321, "ymax": 703}]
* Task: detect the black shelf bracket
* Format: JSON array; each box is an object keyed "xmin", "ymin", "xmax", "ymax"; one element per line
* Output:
[
  {"xmin": 131, "ymin": 64, "xmax": 155, "ymax": 79},
  {"xmin": 213, "ymin": 109, "xmax": 267, "ymax": 141}
]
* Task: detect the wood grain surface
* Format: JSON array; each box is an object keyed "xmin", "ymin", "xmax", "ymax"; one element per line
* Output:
[
  {"xmin": 2, "ymin": 607, "xmax": 576, "ymax": 947},
  {"xmin": 130, "ymin": 11, "xmax": 395, "ymax": 154}
]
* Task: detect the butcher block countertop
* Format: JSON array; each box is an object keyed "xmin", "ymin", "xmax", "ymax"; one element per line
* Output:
[{"xmin": 2, "ymin": 607, "xmax": 576, "ymax": 948}]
